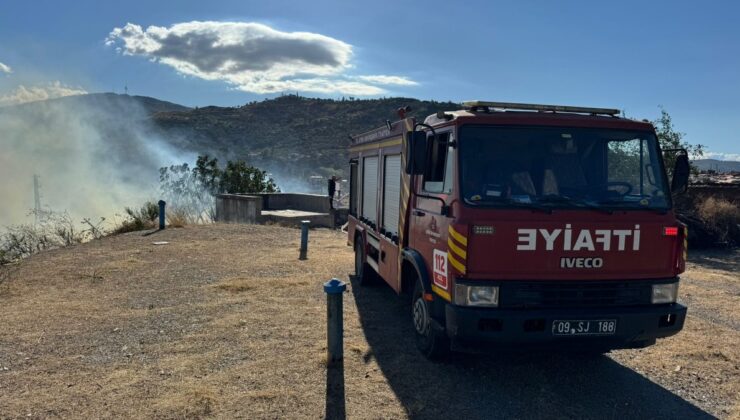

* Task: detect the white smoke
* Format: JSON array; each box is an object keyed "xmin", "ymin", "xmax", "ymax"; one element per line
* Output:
[
  {"xmin": 0, "ymin": 93, "xmax": 193, "ymax": 228},
  {"xmin": 0, "ymin": 81, "xmax": 87, "ymax": 106}
]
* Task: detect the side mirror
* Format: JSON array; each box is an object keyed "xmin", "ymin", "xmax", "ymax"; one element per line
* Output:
[
  {"xmin": 671, "ymin": 154, "xmax": 690, "ymax": 194},
  {"xmin": 405, "ymin": 131, "xmax": 427, "ymax": 175}
]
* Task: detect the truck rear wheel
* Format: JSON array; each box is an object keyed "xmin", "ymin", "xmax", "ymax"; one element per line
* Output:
[
  {"xmin": 412, "ymin": 280, "xmax": 450, "ymax": 360},
  {"xmin": 354, "ymin": 240, "xmax": 373, "ymax": 286}
]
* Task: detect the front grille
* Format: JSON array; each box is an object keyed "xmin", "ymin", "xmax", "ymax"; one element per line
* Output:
[{"xmin": 499, "ymin": 280, "xmax": 661, "ymax": 308}]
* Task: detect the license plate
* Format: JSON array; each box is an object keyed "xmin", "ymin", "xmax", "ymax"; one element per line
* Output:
[{"xmin": 552, "ymin": 319, "xmax": 617, "ymax": 336}]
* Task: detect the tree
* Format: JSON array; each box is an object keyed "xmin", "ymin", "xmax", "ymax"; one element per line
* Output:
[
  {"xmin": 219, "ymin": 160, "xmax": 279, "ymax": 194},
  {"xmin": 193, "ymin": 155, "xmax": 220, "ymax": 195},
  {"xmin": 158, "ymin": 156, "xmax": 279, "ymax": 223},
  {"xmin": 191, "ymin": 155, "xmax": 279, "ymax": 194},
  {"xmin": 653, "ymin": 107, "xmax": 704, "ymax": 174}
]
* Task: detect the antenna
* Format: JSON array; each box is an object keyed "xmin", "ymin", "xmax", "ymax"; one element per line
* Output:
[
  {"xmin": 124, "ymin": 83, "xmax": 128, "ymax": 95},
  {"xmin": 33, "ymin": 174, "xmax": 42, "ymax": 226}
]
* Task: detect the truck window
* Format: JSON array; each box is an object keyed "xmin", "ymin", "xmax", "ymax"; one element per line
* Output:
[
  {"xmin": 423, "ymin": 133, "xmax": 451, "ymax": 193},
  {"xmin": 458, "ymin": 126, "xmax": 670, "ymax": 209},
  {"xmin": 608, "ymin": 138, "xmax": 661, "ymax": 197}
]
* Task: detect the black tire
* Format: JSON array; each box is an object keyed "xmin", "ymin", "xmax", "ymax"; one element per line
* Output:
[
  {"xmin": 412, "ymin": 279, "xmax": 450, "ymax": 360},
  {"xmin": 354, "ymin": 239, "xmax": 373, "ymax": 286}
]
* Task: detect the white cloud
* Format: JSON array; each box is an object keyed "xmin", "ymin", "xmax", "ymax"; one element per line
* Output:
[
  {"xmin": 0, "ymin": 62, "xmax": 12, "ymax": 74},
  {"xmin": 356, "ymin": 75, "xmax": 418, "ymax": 86},
  {"xmin": 703, "ymin": 152, "xmax": 740, "ymax": 161},
  {"xmin": 106, "ymin": 21, "xmax": 415, "ymax": 95},
  {"xmin": 0, "ymin": 81, "xmax": 87, "ymax": 106}
]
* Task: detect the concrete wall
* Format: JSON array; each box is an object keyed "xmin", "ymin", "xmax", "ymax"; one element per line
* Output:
[
  {"xmin": 258, "ymin": 193, "xmax": 331, "ymax": 213},
  {"xmin": 215, "ymin": 194, "xmax": 262, "ymax": 224},
  {"xmin": 216, "ymin": 193, "xmax": 340, "ymax": 227},
  {"xmin": 259, "ymin": 211, "xmax": 334, "ymax": 228}
]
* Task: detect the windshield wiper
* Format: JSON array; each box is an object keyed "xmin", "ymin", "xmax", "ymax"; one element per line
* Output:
[{"xmin": 538, "ymin": 195, "xmax": 613, "ymax": 214}]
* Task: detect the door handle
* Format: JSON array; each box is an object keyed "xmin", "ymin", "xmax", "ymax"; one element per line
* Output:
[{"xmin": 413, "ymin": 210, "xmax": 426, "ymax": 217}]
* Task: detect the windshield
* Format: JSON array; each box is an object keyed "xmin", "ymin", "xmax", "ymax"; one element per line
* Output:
[{"xmin": 459, "ymin": 126, "xmax": 670, "ymax": 210}]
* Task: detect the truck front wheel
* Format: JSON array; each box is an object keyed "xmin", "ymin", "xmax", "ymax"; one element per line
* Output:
[{"xmin": 412, "ymin": 279, "xmax": 450, "ymax": 360}]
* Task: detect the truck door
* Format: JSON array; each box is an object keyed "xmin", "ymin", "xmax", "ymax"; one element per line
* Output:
[{"xmin": 410, "ymin": 131, "xmax": 455, "ymax": 299}]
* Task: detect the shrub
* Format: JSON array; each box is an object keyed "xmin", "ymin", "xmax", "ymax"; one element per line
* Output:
[
  {"xmin": 112, "ymin": 201, "xmax": 159, "ymax": 234},
  {"xmin": 166, "ymin": 208, "xmax": 190, "ymax": 228},
  {"xmin": 695, "ymin": 197, "xmax": 740, "ymax": 245},
  {"xmin": 0, "ymin": 210, "xmax": 100, "ymax": 263}
]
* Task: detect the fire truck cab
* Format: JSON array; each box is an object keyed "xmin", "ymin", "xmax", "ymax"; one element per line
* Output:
[{"xmin": 347, "ymin": 101, "xmax": 690, "ymax": 359}]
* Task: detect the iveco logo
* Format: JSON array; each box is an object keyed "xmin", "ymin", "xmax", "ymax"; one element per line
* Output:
[{"xmin": 560, "ymin": 257, "xmax": 603, "ymax": 269}]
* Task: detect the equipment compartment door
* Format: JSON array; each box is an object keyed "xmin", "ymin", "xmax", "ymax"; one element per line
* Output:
[
  {"xmin": 362, "ymin": 156, "xmax": 379, "ymax": 224},
  {"xmin": 383, "ymin": 154, "xmax": 402, "ymax": 237}
]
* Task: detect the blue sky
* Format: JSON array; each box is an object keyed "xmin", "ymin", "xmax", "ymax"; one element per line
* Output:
[{"xmin": 0, "ymin": 0, "xmax": 738, "ymax": 158}]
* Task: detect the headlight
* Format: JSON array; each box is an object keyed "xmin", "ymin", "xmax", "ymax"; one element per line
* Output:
[
  {"xmin": 454, "ymin": 284, "xmax": 499, "ymax": 307},
  {"xmin": 652, "ymin": 283, "xmax": 679, "ymax": 304}
]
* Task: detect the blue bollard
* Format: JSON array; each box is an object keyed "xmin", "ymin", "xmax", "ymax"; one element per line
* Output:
[
  {"xmin": 158, "ymin": 200, "xmax": 166, "ymax": 230},
  {"xmin": 324, "ymin": 278, "xmax": 347, "ymax": 364},
  {"xmin": 299, "ymin": 220, "xmax": 310, "ymax": 260}
]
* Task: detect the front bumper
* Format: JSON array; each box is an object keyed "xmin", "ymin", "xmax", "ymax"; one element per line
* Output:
[{"xmin": 445, "ymin": 303, "xmax": 687, "ymax": 351}]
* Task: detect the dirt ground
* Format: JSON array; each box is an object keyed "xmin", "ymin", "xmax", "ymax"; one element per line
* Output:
[{"xmin": 0, "ymin": 224, "xmax": 737, "ymax": 419}]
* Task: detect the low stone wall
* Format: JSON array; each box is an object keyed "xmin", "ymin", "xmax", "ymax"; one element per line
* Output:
[
  {"xmin": 215, "ymin": 194, "xmax": 262, "ymax": 224},
  {"xmin": 215, "ymin": 193, "xmax": 338, "ymax": 227},
  {"xmin": 258, "ymin": 193, "xmax": 331, "ymax": 213},
  {"xmin": 259, "ymin": 210, "xmax": 334, "ymax": 228}
]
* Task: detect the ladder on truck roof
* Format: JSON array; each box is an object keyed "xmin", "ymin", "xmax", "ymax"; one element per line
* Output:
[{"xmin": 463, "ymin": 101, "xmax": 621, "ymax": 116}]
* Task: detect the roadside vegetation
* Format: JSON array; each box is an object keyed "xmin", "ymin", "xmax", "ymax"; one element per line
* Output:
[
  {"xmin": 111, "ymin": 202, "xmax": 160, "ymax": 234},
  {"xmin": 652, "ymin": 109, "xmax": 739, "ymax": 248},
  {"xmin": 0, "ymin": 210, "xmax": 105, "ymax": 265},
  {"xmin": 682, "ymin": 196, "xmax": 740, "ymax": 248},
  {"xmin": 1, "ymin": 157, "xmax": 279, "ymax": 265}
]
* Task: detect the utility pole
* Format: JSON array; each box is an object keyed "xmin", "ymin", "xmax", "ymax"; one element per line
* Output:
[{"xmin": 33, "ymin": 174, "xmax": 42, "ymax": 226}]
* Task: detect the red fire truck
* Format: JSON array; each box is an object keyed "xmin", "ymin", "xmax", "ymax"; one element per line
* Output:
[{"xmin": 347, "ymin": 101, "xmax": 690, "ymax": 359}]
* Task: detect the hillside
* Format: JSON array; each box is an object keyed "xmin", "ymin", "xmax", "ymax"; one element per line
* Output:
[
  {"xmin": 151, "ymin": 95, "xmax": 460, "ymax": 179},
  {"xmin": 0, "ymin": 92, "xmax": 189, "ymax": 115}
]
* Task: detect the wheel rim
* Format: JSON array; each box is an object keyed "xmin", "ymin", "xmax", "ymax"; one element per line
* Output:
[{"xmin": 413, "ymin": 297, "xmax": 430, "ymax": 336}]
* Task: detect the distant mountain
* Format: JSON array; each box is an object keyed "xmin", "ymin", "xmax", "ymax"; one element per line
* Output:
[{"xmin": 692, "ymin": 159, "xmax": 740, "ymax": 173}]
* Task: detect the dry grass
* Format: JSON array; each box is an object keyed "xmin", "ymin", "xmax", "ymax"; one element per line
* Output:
[
  {"xmin": 166, "ymin": 208, "xmax": 190, "ymax": 228},
  {"xmin": 696, "ymin": 196, "xmax": 740, "ymax": 244},
  {"xmin": 0, "ymin": 224, "xmax": 737, "ymax": 418}
]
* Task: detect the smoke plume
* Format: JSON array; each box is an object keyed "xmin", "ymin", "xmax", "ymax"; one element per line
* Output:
[{"xmin": 0, "ymin": 93, "xmax": 192, "ymax": 228}]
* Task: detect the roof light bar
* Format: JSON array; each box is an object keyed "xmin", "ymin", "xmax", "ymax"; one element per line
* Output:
[{"xmin": 463, "ymin": 101, "xmax": 621, "ymax": 116}]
